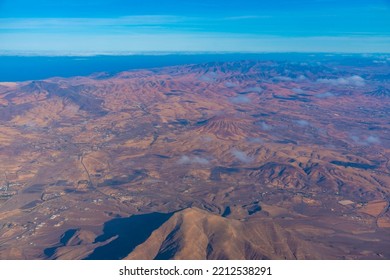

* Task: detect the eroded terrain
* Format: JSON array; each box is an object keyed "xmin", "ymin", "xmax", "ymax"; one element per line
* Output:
[{"xmin": 0, "ymin": 57, "xmax": 390, "ymax": 259}]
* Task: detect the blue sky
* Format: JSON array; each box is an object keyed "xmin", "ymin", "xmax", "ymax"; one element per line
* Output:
[{"xmin": 0, "ymin": 0, "xmax": 389, "ymax": 54}]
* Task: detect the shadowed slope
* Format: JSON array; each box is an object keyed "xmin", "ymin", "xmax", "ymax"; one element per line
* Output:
[
  {"xmin": 84, "ymin": 212, "xmax": 173, "ymax": 260},
  {"xmin": 125, "ymin": 208, "xmax": 325, "ymax": 260}
]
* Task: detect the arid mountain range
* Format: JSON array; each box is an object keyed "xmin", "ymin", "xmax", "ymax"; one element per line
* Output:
[{"xmin": 0, "ymin": 58, "xmax": 389, "ymax": 259}]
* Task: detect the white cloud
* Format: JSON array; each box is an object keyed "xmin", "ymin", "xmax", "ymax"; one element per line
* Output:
[
  {"xmin": 274, "ymin": 76, "xmax": 292, "ymax": 81},
  {"xmin": 177, "ymin": 155, "xmax": 209, "ymax": 165},
  {"xmin": 316, "ymin": 91, "xmax": 335, "ymax": 98},
  {"xmin": 225, "ymin": 82, "xmax": 237, "ymax": 88},
  {"xmin": 0, "ymin": 16, "xmax": 185, "ymax": 30},
  {"xmin": 229, "ymin": 95, "xmax": 251, "ymax": 103},
  {"xmin": 259, "ymin": 121, "xmax": 272, "ymax": 130},
  {"xmin": 351, "ymin": 135, "xmax": 381, "ymax": 145},
  {"xmin": 295, "ymin": 120, "xmax": 310, "ymax": 127},
  {"xmin": 292, "ymin": 88, "xmax": 305, "ymax": 94},
  {"xmin": 246, "ymin": 87, "xmax": 263, "ymax": 93},
  {"xmin": 366, "ymin": 135, "xmax": 381, "ymax": 144},
  {"xmin": 224, "ymin": 15, "xmax": 272, "ymax": 20},
  {"xmin": 232, "ymin": 149, "xmax": 253, "ymax": 163},
  {"xmin": 317, "ymin": 75, "xmax": 365, "ymax": 87}
]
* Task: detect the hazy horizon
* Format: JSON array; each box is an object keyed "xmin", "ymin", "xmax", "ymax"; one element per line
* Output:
[
  {"xmin": 1, "ymin": 51, "xmax": 390, "ymax": 57},
  {"xmin": 0, "ymin": 0, "xmax": 389, "ymax": 54},
  {"xmin": 1, "ymin": 52, "xmax": 388, "ymax": 82}
]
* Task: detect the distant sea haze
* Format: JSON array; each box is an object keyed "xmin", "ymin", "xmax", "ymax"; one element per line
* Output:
[{"xmin": 0, "ymin": 53, "xmax": 376, "ymax": 82}]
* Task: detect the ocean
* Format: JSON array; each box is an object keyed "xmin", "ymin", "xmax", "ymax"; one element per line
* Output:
[{"xmin": 0, "ymin": 53, "xmax": 371, "ymax": 82}]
